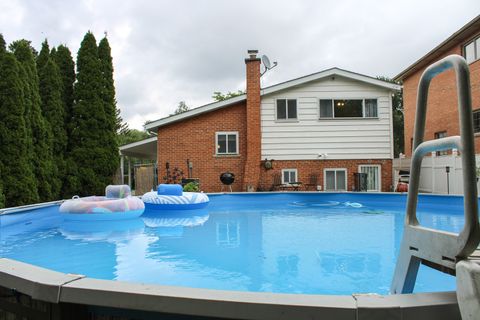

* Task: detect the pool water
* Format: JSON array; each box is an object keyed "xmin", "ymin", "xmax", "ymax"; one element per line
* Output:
[{"xmin": 0, "ymin": 193, "xmax": 465, "ymax": 295}]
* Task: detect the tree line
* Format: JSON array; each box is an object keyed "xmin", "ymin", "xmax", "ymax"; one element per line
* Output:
[{"xmin": 0, "ymin": 31, "xmax": 120, "ymax": 208}]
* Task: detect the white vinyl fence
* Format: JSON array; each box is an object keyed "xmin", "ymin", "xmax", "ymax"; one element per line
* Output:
[{"xmin": 393, "ymin": 152, "xmax": 480, "ymax": 195}]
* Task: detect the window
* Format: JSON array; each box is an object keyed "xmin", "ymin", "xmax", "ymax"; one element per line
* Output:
[
  {"xmin": 276, "ymin": 99, "xmax": 297, "ymax": 120},
  {"xmin": 324, "ymin": 169, "xmax": 347, "ymax": 191},
  {"xmin": 319, "ymin": 99, "xmax": 378, "ymax": 118},
  {"xmin": 359, "ymin": 165, "xmax": 381, "ymax": 192},
  {"xmin": 473, "ymin": 109, "xmax": 480, "ymax": 133},
  {"xmin": 216, "ymin": 132, "xmax": 238, "ymax": 155},
  {"xmin": 216, "ymin": 222, "xmax": 240, "ymax": 248},
  {"xmin": 434, "ymin": 131, "xmax": 447, "ymax": 156},
  {"xmin": 282, "ymin": 169, "xmax": 297, "ymax": 184},
  {"xmin": 364, "ymin": 99, "xmax": 378, "ymax": 117},
  {"xmin": 464, "ymin": 36, "xmax": 480, "ymax": 64}
]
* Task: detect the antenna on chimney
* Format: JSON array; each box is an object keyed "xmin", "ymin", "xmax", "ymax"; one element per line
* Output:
[{"xmin": 261, "ymin": 55, "xmax": 278, "ymax": 77}]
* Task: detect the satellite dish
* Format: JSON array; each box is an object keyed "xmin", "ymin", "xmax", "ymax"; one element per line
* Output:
[
  {"xmin": 262, "ymin": 55, "xmax": 271, "ymax": 69},
  {"xmin": 261, "ymin": 54, "xmax": 278, "ymax": 77}
]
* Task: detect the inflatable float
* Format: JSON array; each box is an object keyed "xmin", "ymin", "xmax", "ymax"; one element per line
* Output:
[
  {"xmin": 142, "ymin": 184, "xmax": 209, "ymax": 210},
  {"xmin": 60, "ymin": 218, "xmax": 145, "ymax": 242},
  {"xmin": 60, "ymin": 185, "xmax": 145, "ymax": 221}
]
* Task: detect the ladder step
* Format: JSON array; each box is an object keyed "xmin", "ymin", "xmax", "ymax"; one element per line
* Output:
[{"xmin": 421, "ymin": 259, "xmax": 456, "ymax": 276}]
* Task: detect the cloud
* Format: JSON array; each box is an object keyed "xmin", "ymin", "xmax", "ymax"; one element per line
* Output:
[{"xmin": 1, "ymin": 0, "xmax": 479, "ymax": 129}]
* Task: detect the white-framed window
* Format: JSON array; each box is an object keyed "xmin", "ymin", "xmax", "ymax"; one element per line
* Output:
[
  {"xmin": 276, "ymin": 99, "xmax": 297, "ymax": 121},
  {"xmin": 358, "ymin": 165, "xmax": 381, "ymax": 192},
  {"xmin": 434, "ymin": 131, "xmax": 447, "ymax": 156},
  {"xmin": 324, "ymin": 168, "xmax": 347, "ymax": 191},
  {"xmin": 319, "ymin": 99, "xmax": 378, "ymax": 118},
  {"xmin": 282, "ymin": 168, "xmax": 297, "ymax": 184},
  {"xmin": 216, "ymin": 131, "xmax": 238, "ymax": 155},
  {"xmin": 464, "ymin": 36, "xmax": 480, "ymax": 64}
]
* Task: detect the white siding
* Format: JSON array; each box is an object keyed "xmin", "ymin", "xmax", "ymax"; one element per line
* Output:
[{"xmin": 261, "ymin": 76, "xmax": 394, "ymax": 160}]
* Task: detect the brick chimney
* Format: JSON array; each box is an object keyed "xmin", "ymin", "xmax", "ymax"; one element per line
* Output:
[{"xmin": 243, "ymin": 50, "xmax": 262, "ymax": 191}]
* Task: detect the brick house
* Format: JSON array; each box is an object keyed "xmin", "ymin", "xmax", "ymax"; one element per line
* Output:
[
  {"xmin": 395, "ymin": 15, "xmax": 480, "ymax": 157},
  {"xmin": 145, "ymin": 50, "xmax": 400, "ymax": 192}
]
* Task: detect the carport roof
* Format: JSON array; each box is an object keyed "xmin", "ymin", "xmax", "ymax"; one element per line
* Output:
[{"xmin": 119, "ymin": 136, "xmax": 157, "ymax": 160}]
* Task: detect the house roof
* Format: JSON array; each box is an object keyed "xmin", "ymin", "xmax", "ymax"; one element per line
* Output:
[
  {"xmin": 144, "ymin": 67, "xmax": 401, "ymax": 132},
  {"xmin": 394, "ymin": 14, "xmax": 480, "ymax": 81}
]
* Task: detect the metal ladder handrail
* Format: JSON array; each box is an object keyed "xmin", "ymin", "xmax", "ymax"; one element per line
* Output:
[{"xmin": 391, "ymin": 54, "xmax": 480, "ymax": 294}]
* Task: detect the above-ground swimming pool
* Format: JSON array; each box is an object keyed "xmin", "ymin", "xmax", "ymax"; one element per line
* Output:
[{"xmin": 0, "ymin": 193, "xmax": 465, "ymax": 296}]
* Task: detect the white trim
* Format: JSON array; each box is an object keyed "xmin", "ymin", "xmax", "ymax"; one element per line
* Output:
[
  {"xmin": 281, "ymin": 168, "xmax": 298, "ymax": 184},
  {"xmin": 358, "ymin": 164, "xmax": 382, "ymax": 192},
  {"xmin": 119, "ymin": 136, "xmax": 157, "ymax": 150},
  {"xmin": 318, "ymin": 98, "xmax": 379, "ymax": 119},
  {"xmin": 323, "ymin": 168, "xmax": 347, "ymax": 191},
  {"xmin": 388, "ymin": 93, "xmax": 394, "ymax": 159},
  {"xmin": 144, "ymin": 68, "xmax": 401, "ymax": 132},
  {"xmin": 215, "ymin": 131, "xmax": 239, "ymax": 155},
  {"xmin": 275, "ymin": 98, "xmax": 298, "ymax": 121},
  {"xmin": 262, "ymin": 68, "xmax": 401, "ymax": 96}
]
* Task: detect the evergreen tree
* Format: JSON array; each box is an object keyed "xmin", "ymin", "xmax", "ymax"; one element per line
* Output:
[
  {"xmin": 0, "ymin": 35, "xmax": 39, "ymax": 206},
  {"xmin": 98, "ymin": 36, "xmax": 119, "ymax": 185},
  {"xmin": 66, "ymin": 31, "xmax": 108, "ymax": 196},
  {"xmin": 37, "ymin": 40, "xmax": 65, "ymax": 199},
  {"xmin": 52, "ymin": 44, "xmax": 75, "ymax": 151},
  {"xmin": 115, "ymin": 107, "xmax": 130, "ymax": 135},
  {"xmin": 0, "ymin": 34, "xmax": 5, "ymax": 53},
  {"xmin": 0, "ymin": 181, "xmax": 5, "ymax": 208},
  {"xmin": 36, "ymin": 40, "xmax": 49, "ymax": 70},
  {"xmin": 377, "ymin": 76, "xmax": 404, "ymax": 157},
  {"xmin": 11, "ymin": 39, "xmax": 55, "ymax": 202},
  {"xmin": 0, "ymin": 35, "xmax": 6, "ymax": 208}
]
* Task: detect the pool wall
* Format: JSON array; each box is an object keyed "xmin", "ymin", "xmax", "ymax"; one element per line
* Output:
[
  {"xmin": 0, "ymin": 194, "xmax": 467, "ymax": 319},
  {"xmin": 0, "ymin": 258, "xmax": 461, "ymax": 320}
]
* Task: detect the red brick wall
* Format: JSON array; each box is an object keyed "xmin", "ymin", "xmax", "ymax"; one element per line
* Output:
[
  {"xmin": 157, "ymin": 102, "xmax": 247, "ymax": 192},
  {"xmin": 243, "ymin": 55, "xmax": 262, "ymax": 191},
  {"xmin": 403, "ymin": 37, "xmax": 480, "ymax": 156},
  {"xmin": 258, "ymin": 159, "xmax": 393, "ymax": 192}
]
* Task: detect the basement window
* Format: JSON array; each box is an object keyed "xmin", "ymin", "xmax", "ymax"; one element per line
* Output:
[
  {"xmin": 319, "ymin": 99, "xmax": 378, "ymax": 118},
  {"xmin": 216, "ymin": 132, "xmax": 238, "ymax": 155},
  {"xmin": 276, "ymin": 99, "xmax": 297, "ymax": 121},
  {"xmin": 282, "ymin": 169, "xmax": 297, "ymax": 184}
]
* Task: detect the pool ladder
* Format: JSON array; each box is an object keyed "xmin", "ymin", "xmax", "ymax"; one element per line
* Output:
[{"xmin": 390, "ymin": 55, "xmax": 480, "ymax": 318}]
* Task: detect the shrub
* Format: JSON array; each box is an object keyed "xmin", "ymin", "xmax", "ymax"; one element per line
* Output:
[{"xmin": 183, "ymin": 182, "xmax": 199, "ymax": 192}]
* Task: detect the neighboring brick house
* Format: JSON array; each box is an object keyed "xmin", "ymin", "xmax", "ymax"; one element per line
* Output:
[
  {"xmin": 395, "ymin": 15, "xmax": 480, "ymax": 157},
  {"xmin": 145, "ymin": 50, "xmax": 400, "ymax": 192}
]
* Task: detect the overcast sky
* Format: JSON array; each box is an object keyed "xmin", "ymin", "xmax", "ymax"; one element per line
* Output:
[{"xmin": 1, "ymin": 1, "xmax": 478, "ymax": 130}]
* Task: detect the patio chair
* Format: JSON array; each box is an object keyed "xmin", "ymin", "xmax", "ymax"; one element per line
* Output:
[
  {"xmin": 271, "ymin": 173, "xmax": 286, "ymax": 191},
  {"xmin": 304, "ymin": 174, "xmax": 319, "ymax": 191}
]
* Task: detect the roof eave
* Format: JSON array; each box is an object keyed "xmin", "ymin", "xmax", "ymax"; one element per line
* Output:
[
  {"xmin": 261, "ymin": 68, "xmax": 401, "ymax": 95},
  {"xmin": 145, "ymin": 68, "xmax": 401, "ymax": 132},
  {"xmin": 394, "ymin": 14, "xmax": 480, "ymax": 81},
  {"xmin": 144, "ymin": 95, "xmax": 246, "ymax": 132},
  {"xmin": 119, "ymin": 136, "xmax": 157, "ymax": 150}
]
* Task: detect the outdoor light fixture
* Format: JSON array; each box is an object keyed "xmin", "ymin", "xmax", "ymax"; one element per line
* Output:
[{"xmin": 446, "ymin": 166, "xmax": 450, "ymax": 194}]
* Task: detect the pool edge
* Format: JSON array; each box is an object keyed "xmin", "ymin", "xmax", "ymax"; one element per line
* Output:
[{"xmin": 0, "ymin": 258, "xmax": 460, "ymax": 320}]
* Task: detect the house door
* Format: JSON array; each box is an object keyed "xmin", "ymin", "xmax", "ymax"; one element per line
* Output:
[{"xmin": 359, "ymin": 165, "xmax": 381, "ymax": 192}]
